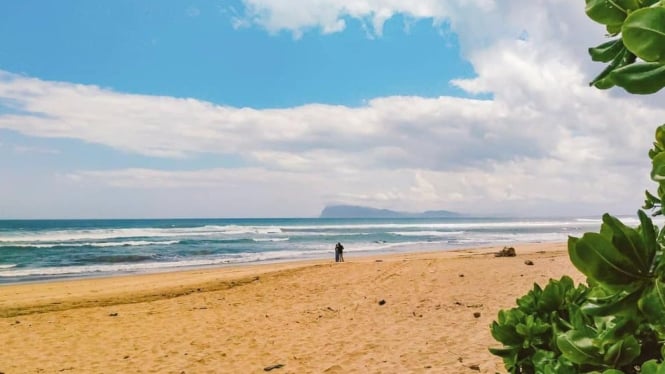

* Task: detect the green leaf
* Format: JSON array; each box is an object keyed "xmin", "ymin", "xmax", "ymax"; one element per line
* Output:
[
  {"xmin": 644, "ymin": 190, "xmax": 661, "ymax": 211},
  {"xmin": 589, "ymin": 39, "xmax": 624, "ymax": 62},
  {"xmin": 601, "ymin": 213, "xmax": 652, "ymax": 274},
  {"xmin": 606, "ymin": 23, "xmax": 622, "ymax": 35},
  {"xmin": 590, "ymin": 48, "xmax": 629, "ymax": 87},
  {"xmin": 593, "ymin": 76, "xmax": 616, "ymax": 89},
  {"xmin": 585, "ymin": 0, "xmax": 629, "ymax": 26},
  {"xmin": 641, "ymin": 0, "xmax": 661, "ymax": 7},
  {"xmin": 594, "ymin": 315, "xmax": 638, "ymax": 344},
  {"xmin": 622, "ymin": 7, "xmax": 665, "ymax": 62},
  {"xmin": 640, "ymin": 359, "xmax": 665, "ymax": 374},
  {"xmin": 515, "ymin": 315, "xmax": 550, "ymax": 346},
  {"xmin": 534, "ymin": 351, "xmax": 578, "ymax": 374},
  {"xmin": 539, "ymin": 276, "xmax": 574, "ymax": 312},
  {"xmin": 649, "ymin": 140, "xmax": 665, "ymax": 160},
  {"xmin": 568, "ymin": 233, "xmax": 645, "ymax": 286},
  {"xmin": 615, "ymin": 0, "xmax": 640, "ymax": 10},
  {"xmin": 603, "ymin": 335, "xmax": 640, "ymax": 367},
  {"xmin": 655, "ymin": 125, "xmax": 665, "ymax": 147},
  {"xmin": 556, "ymin": 329, "xmax": 603, "ymax": 365},
  {"xmin": 567, "ymin": 303, "xmax": 592, "ymax": 331},
  {"xmin": 638, "ymin": 279, "xmax": 665, "ymax": 327},
  {"xmin": 609, "ymin": 62, "xmax": 665, "ymax": 94},
  {"xmin": 488, "ymin": 346, "xmax": 520, "ymax": 372},
  {"xmin": 517, "ymin": 283, "xmax": 541, "ymax": 312},
  {"xmin": 651, "ymin": 152, "xmax": 665, "ymax": 182},
  {"xmin": 532, "ymin": 349, "xmax": 555, "ymax": 366},
  {"xmin": 491, "ymin": 322, "xmax": 521, "ymax": 346},
  {"xmin": 491, "ymin": 311, "xmax": 524, "ymax": 346},
  {"xmin": 638, "ymin": 210, "xmax": 658, "ymax": 267},
  {"xmin": 488, "ymin": 346, "xmax": 516, "ymax": 358},
  {"xmin": 581, "ymin": 288, "xmax": 641, "ymax": 316}
]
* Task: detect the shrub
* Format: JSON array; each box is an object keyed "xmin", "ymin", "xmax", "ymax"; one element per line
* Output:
[{"xmin": 491, "ymin": 1, "xmax": 665, "ymax": 372}]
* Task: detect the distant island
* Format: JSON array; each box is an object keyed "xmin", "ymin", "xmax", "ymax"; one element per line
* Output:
[{"xmin": 319, "ymin": 205, "xmax": 463, "ymax": 218}]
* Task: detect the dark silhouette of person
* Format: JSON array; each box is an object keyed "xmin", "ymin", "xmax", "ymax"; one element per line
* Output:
[{"xmin": 335, "ymin": 242, "xmax": 344, "ymax": 262}]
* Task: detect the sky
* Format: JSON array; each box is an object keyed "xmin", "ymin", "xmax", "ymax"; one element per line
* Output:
[{"xmin": 1, "ymin": 0, "xmax": 664, "ymax": 219}]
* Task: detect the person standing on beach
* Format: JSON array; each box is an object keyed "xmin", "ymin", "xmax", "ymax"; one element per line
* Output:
[
  {"xmin": 334, "ymin": 242, "xmax": 340, "ymax": 262},
  {"xmin": 335, "ymin": 242, "xmax": 344, "ymax": 262}
]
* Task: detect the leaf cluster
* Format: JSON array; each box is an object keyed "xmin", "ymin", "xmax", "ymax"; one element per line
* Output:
[
  {"xmin": 491, "ymin": 212, "xmax": 665, "ymax": 373},
  {"xmin": 644, "ymin": 125, "xmax": 665, "ymax": 215},
  {"xmin": 490, "ymin": 276, "xmax": 589, "ymax": 373},
  {"xmin": 587, "ymin": 0, "xmax": 665, "ymax": 93},
  {"xmin": 585, "ymin": 1, "xmax": 665, "ymax": 214}
]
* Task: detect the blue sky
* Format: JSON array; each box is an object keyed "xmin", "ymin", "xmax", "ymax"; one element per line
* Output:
[
  {"xmin": 0, "ymin": 1, "xmax": 662, "ymax": 218},
  {"xmin": 1, "ymin": 1, "xmax": 473, "ymax": 108}
]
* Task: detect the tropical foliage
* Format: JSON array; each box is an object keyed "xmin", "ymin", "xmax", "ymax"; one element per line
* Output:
[{"xmin": 490, "ymin": 1, "xmax": 665, "ymax": 372}]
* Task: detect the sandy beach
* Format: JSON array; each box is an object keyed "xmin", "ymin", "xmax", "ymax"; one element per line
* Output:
[{"xmin": 0, "ymin": 242, "xmax": 584, "ymax": 373}]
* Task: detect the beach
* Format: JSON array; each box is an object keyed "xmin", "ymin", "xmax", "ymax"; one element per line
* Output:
[{"xmin": 0, "ymin": 242, "xmax": 583, "ymax": 373}]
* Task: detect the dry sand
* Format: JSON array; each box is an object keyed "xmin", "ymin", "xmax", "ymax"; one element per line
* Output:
[{"xmin": 0, "ymin": 242, "xmax": 584, "ymax": 373}]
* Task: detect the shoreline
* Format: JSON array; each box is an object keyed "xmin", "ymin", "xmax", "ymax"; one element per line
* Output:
[
  {"xmin": 1, "ymin": 241, "xmax": 583, "ymax": 373},
  {"xmin": 0, "ymin": 242, "xmax": 561, "ymax": 317},
  {"xmin": 0, "ymin": 239, "xmax": 567, "ymax": 286}
]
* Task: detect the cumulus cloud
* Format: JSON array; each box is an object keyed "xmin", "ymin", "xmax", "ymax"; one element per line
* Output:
[
  {"xmin": 2, "ymin": 0, "xmax": 664, "ymax": 217},
  {"xmin": 235, "ymin": 0, "xmax": 496, "ymax": 38},
  {"xmin": 0, "ymin": 72, "xmax": 557, "ymax": 170},
  {"xmin": 2, "ymin": 61, "xmax": 662, "ymax": 216}
]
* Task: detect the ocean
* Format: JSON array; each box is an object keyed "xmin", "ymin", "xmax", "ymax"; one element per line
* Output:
[{"xmin": 0, "ymin": 216, "xmax": 625, "ymax": 284}]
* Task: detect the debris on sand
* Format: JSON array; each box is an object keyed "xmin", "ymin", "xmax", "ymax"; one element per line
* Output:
[
  {"xmin": 494, "ymin": 246, "xmax": 516, "ymax": 257},
  {"xmin": 264, "ymin": 363, "xmax": 284, "ymax": 371}
]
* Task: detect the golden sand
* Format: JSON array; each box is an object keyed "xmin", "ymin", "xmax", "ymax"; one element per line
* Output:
[{"xmin": 0, "ymin": 242, "xmax": 583, "ymax": 373}]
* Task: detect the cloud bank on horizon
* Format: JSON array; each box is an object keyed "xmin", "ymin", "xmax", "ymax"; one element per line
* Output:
[{"xmin": 1, "ymin": 0, "xmax": 662, "ymax": 218}]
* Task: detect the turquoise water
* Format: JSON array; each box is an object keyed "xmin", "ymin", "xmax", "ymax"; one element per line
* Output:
[{"xmin": 0, "ymin": 216, "xmax": 611, "ymax": 283}]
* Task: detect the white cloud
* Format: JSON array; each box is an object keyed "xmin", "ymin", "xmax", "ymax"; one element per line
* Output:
[
  {"xmin": 2, "ymin": 0, "xmax": 664, "ymax": 217},
  {"xmin": 235, "ymin": 0, "xmax": 498, "ymax": 38},
  {"xmin": 1, "ymin": 58, "xmax": 663, "ymax": 216},
  {"xmin": 62, "ymin": 155, "xmax": 648, "ymax": 217}
]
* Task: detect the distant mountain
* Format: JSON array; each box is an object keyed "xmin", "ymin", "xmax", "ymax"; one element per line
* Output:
[
  {"xmin": 419, "ymin": 210, "xmax": 464, "ymax": 218},
  {"xmin": 319, "ymin": 205, "xmax": 462, "ymax": 218}
]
